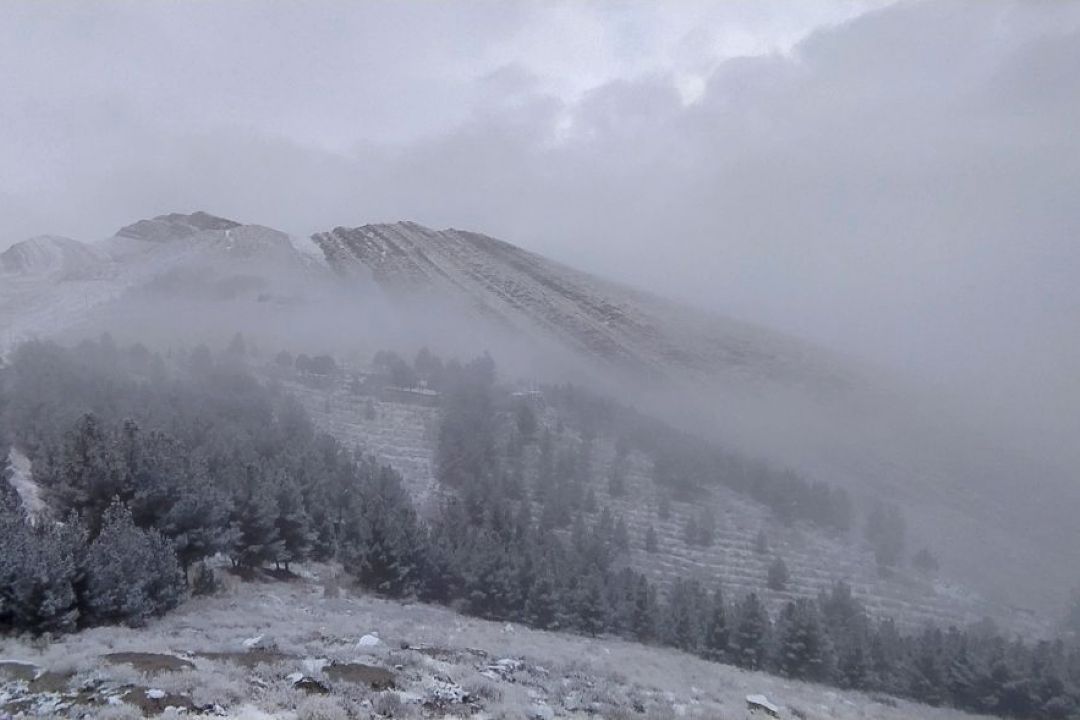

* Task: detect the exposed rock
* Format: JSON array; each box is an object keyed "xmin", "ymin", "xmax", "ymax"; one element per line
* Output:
[
  {"xmin": 287, "ymin": 673, "xmax": 330, "ymax": 695},
  {"xmin": 324, "ymin": 662, "xmax": 395, "ymax": 690},
  {"xmin": 747, "ymin": 693, "xmax": 781, "ymax": 718},
  {"xmin": 102, "ymin": 652, "xmax": 195, "ymax": 673},
  {"xmin": 116, "ymin": 211, "xmax": 241, "ymax": 242}
]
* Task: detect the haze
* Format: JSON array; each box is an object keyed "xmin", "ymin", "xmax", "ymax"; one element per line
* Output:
[{"xmin": 1, "ymin": 1, "xmax": 1078, "ymax": 467}]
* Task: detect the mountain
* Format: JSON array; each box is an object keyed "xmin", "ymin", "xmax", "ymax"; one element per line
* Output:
[
  {"xmin": 0, "ymin": 211, "xmax": 1075, "ymax": 621},
  {"xmin": 313, "ymin": 222, "xmax": 850, "ymax": 394},
  {"xmin": 311, "ymin": 222, "xmax": 1079, "ymax": 620},
  {"xmin": 0, "ymin": 212, "xmax": 327, "ymax": 352},
  {"xmin": 1, "ymin": 235, "xmax": 105, "ymax": 278}
]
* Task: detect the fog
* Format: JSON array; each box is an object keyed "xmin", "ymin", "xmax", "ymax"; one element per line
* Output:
[{"xmin": 2, "ymin": 0, "xmax": 1079, "ymax": 605}]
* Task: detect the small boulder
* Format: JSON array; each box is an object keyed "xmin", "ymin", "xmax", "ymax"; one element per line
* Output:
[
  {"xmin": 357, "ymin": 633, "xmax": 382, "ymax": 648},
  {"xmin": 746, "ymin": 693, "xmax": 781, "ymax": 718},
  {"xmin": 242, "ymin": 635, "xmax": 277, "ymax": 651},
  {"xmin": 528, "ymin": 702, "xmax": 555, "ymax": 720}
]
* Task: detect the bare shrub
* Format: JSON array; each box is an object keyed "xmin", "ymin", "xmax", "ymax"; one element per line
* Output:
[
  {"xmin": 373, "ymin": 690, "xmax": 413, "ymax": 717},
  {"xmin": 462, "ymin": 675, "xmax": 503, "ymax": 703},
  {"xmin": 297, "ymin": 695, "xmax": 349, "ymax": 720},
  {"xmin": 93, "ymin": 705, "xmax": 145, "ymax": 720}
]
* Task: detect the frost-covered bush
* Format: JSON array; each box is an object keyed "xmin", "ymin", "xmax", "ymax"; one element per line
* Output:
[
  {"xmin": 83, "ymin": 501, "xmax": 186, "ymax": 626},
  {"xmin": 297, "ymin": 696, "xmax": 349, "ymax": 720}
]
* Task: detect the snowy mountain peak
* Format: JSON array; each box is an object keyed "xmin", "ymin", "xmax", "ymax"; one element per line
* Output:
[
  {"xmin": 115, "ymin": 211, "xmax": 241, "ymax": 243},
  {"xmin": 0, "ymin": 235, "xmax": 104, "ymax": 278}
]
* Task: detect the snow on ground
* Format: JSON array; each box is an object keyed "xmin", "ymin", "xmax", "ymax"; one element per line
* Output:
[
  {"xmin": 0, "ymin": 566, "xmax": 994, "ymax": 719},
  {"xmin": 5, "ymin": 448, "xmax": 44, "ymax": 519}
]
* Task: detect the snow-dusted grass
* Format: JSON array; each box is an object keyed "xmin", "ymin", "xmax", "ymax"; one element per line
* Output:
[{"xmin": 0, "ymin": 566, "xmax": 994, "ymax": 719}]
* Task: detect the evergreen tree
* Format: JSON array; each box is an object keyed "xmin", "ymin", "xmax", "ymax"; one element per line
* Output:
[
  {"xmin": 48, "ymin": 413, "xmax": 120, "ymax": 535},
  {"xmin": 274, "ymin": 473, "xmax": 313, "ymax": 571},
  {"xmin": 658, "ymin": 492, "xmax": 671, "ymax": 520},
  {"xmin": 754, "ymin": 529, "xmax": 769, "ymax": 554},
  {"xmin": 630, "ymin": 574, "xmax": 658, "ymax": 642},
  {"xmin": 699, "ymin": 507, "xmax": 716, "ymax": 546},
  {"xmin": 820, "ymin": 582, "xmax": 870, "ymax": 689},
  {"xmin": 524, "ymin": 563, "xmax": 560, "ymax": 630},
  {"xmin": 574, "ymin": 572, "xmax": 608, "ymax": 637},
  {"xmin": 663, "ymin": 577, "xmax": 707, "ymax": 652},
  {"xmin": 645, "ymin": 524, "xmax": 659, "ymax": 553},
  {"xmin": 777, "ymin": 598, "xmax": 831, "ymax": 682},
  {"xmin": 0, "ymin": 488, "xmax": 82, "ymax": 633},
  {"xmin": 703, "ymin": 587, "xmax": 730, "ymax": 661},
  {"xmin": 84, "ymin": 501, "xmax": 185, "ymax": 627},
  {"xmin": 732, "ymin": 593, "xmax": 771, "ymax": 671},
  {"xmin": 341, "ymin": 461, "xmax": 427, "ymax": 597},
  {"xmin": 230, "ymin": 465, "xmax": 284, "ymax": 570},
  {"xmin": 613, "ymin": 515, "xmax": 630, "ymax": 554},
  {"xmin": 683, "ymin": 513, "xmax": 700, "ymax": 546},
  {"xmin": 866, "ymin": 502, "xmax": 906, "ymax": 571},
  {"xmin": 767, "ymin": 556, "xmax": 790, "ymax": 591}
]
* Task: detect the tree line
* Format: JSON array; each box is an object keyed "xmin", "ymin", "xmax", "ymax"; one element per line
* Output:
[{"xmin": 1, "ymin": 339, "xmax": 1078, "ymax": 719}]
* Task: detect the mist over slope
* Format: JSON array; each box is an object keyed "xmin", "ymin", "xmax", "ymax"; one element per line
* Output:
[{"xmin": 0, "ymin": 210, "xmax": 1075, "ymax": 617}]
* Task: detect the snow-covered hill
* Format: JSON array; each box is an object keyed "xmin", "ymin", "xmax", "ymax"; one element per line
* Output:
[
  {"xmin": 0, "ymin": 212, "xmax": 327, "ymax": 353},
  {"xmin": 282, "ymin": 372, "xmax": 1043, "ymax": 637},
  {"xmin": 1, "ymin": 235, "xmax": 105, "ymax": 279},
  {"xmin": 1, "ymin": 211, "xmax": 1075, "ymax": 622},
  {"xmin": 0, "ymin": 566, "xmax": 995, "ymax": 720}
]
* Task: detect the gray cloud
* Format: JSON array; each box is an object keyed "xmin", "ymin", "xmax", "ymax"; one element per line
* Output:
[{"xmin": 1, "ymin": 1, "xmax": 1078, "ymax": 469}]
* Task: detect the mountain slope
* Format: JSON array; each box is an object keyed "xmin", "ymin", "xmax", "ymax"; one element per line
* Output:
[
  {"xmin": 311, "ymin": 222, "xmax": 1079, "ymax": 619},
  {"xmin": 313, "ymin": 222, "xmax": 848, "ymax": 393},
  {"xmin": 0, "ymin": 212, "xmax": 327, "ymax": 353}
]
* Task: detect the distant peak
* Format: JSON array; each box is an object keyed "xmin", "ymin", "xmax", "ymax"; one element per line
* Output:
[{"xmin": 115, "ymin": 211, "xmax": 242, "ymax": 242}]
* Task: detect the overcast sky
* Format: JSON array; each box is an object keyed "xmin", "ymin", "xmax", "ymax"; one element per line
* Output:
[{"xmin": 1, "ymin": 0, "xmax": 1078, "ymax": 452}]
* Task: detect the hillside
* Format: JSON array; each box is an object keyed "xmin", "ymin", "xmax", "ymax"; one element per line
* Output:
[
  {"xmin": 0, "ymin": 565, "xmax": 995, "ymax": 720},
  {"xmin": 280, "ymin": 366, "xmax": 1041, "ymax": 637},
  {"xmin": 0, "ymin": 211, "xmax": 1075, "ymax": 620}
]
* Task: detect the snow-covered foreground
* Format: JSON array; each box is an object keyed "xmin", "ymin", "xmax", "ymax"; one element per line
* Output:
[{"xmin": 0, "ymin": 567, "xmax": 993, "ymax": 720}]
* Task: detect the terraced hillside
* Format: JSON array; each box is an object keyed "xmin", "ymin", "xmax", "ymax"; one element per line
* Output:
[{"xmin": 278, "ymin": 367, "xmax": 1043, "ymax": 637}]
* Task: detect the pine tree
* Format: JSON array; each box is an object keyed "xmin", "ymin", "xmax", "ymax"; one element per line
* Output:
[
  {"xmin": 732, "ymin": 593, "xmax": 771, "ymax": 670},
  {"xmin": 777, "ymin": 598, "xmax": 831, "ymax": 682},
  {"xmin": 613, "ymin": 516, "xmax": 630, "ymax": 554},
  {"xmin": 703, "ymin": 587, "xmax": 729, "ymax": 661},
  {"xmin": 767, "ymin": 556, "xmax": 790, "ymax": 591},
  {"xmin": 230, "ymin": 465, "xmax": 284, "ymax": 570},
  {"xmin": 275, "ymin": 474, "xmax": 313, "ymax": 571},
  {"xmin": 524, "ymin": 563, "xmax": 559, "ymax": 630},
  {"xmin": 0, "ymin": 488, "xmax": 82, "ymax": 633},
  {"xmin": 658, "ymin": 492, "xmax": 671, "ymax": 520},
  {"xmin": 820, "ymin": 582, "xmax": 870, "ymax": 689},
  {"xmin": 575, "ymin": 572, "xmax": 607, "ymax": 637},
  {"xmin": 866, "ymin": 502, "xmax": 906, "ymax": 571},
  {"xmin": 84, "ymin": 501, "xmax": 185, "ymax": 627},
  {"xmin": 683, "ymin": 513, "xmax": 700, "ymax": 546},
  {"xmin": 754, "ymin": 529, "xmax": 769, "ymax": 554},
  {"xmin": 645, "ymin": 524, "xmax": 659, "ymax": 553},
  {"xmin": 341, "ymin": 461, "xmax": 427, "ymax": 597},
  {"xmin": 664, "ymin": 577, "xmax": 707, "ymax": 652},
  {"xmin": 698, "ymin": 507, "xmax": 716, "ymax": 546},
  {"xmin": 158, "ymin": 462, "xmax": 233, "ymax": 571},
  {"xmin": 49, "ymin": 413, "xmax": 120, "ymax": 534},
  {"xmin": 630, "ymin": 575, "xmax": 658, "ymax": 642}
]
